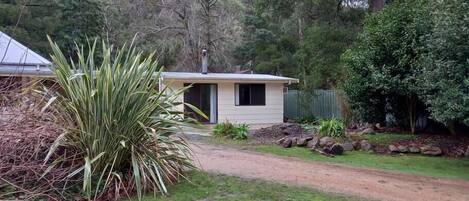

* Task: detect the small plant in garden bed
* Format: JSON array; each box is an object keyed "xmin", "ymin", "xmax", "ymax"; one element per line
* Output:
[
  {"xmin": 318, "ymin": 119, "xmax": 345, "ymax": 138},
  {"xmin": 213, "ymin": 122, "xmax": 249, "ymax": 140}
]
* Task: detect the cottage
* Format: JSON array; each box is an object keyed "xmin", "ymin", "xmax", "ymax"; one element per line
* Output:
[
  {"xmin": 0, "ymin": 31, "xmax": 299, "ymax": 125},
  {"xmin": 160, "ymin": 72, "xmax": 298, "ymax": 125}
]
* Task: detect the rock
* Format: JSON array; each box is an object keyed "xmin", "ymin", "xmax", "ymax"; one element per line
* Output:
[
  {"xmin": 282, "ymin": 138, "xmax": 292, "ymax": 148},
  {"xmin": 375, "ymin": 123, "xmax": 382, "ymax": 130},
  {"xmin": 341, "ymin": 142, "xmax": 354, "ymax": 151},
  {"xmin": 291, "ymin": 137, "xmax": 298, "ymax": 147},
  {"xmin": 276, "ymin": 137, "xmax": 285, "ymax": 145},
  {"xmin": 360, "ymin": 140, "xmax": 372, "ymax": 151},
  {"xmin": 465, "ymin": 146, "xmax": 469, "ymax": 157},
  {"xmin": 297, "ymin": 138, "xmax": 307, "ymax": 146},
  {"xmin": 307, "ymin": 137, "xmax": 320, "ymax": 148},
  {"xmin": 397, "ymin": 145, "xmax": 409, "ymax": 153},
  {"xmin": 304, "ymin": 136, "xmax": 314, "ymax": 141},
  {"xmin": 319, "ymin": 137, "xmax": 334, "ymax": 147},
  {"xmin": 420, "ymin": 145, "xmax": 442, "ymax": 156},
  {"xmin": 388, "ymin": 144, "xmax": 399, "ymax": 153},
  {"xmin": 326, "ymin": 144, "xmax": 344, "ymax": 155},
  {"xmin": 360, "ymin": 128, "xmax": 375, "ymax": 135},
  {"xmin": 352, "ymin": 141, "xmax": 361, "ymax": 150},
  {"xmin": 409, "ymin": 146, "xmax": 420, "ymax": 153}
]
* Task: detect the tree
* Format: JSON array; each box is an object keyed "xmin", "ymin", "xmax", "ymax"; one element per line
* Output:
[
  {"xmin": 0, "ymin": 0, "xmax": 60, "ymax": 57},
  {"xmin": 0, "ymin": 0, "xmax": 103, "ymax": 60},
  {"xmin": 235, "ymin": 0, "xmax": 366, "ymax": 90},
  {"xmin": 419, "ymin": 0, "xmax": 469, "ymax": 133},
  {"xmin": 54, "ymin": 0, "xmax": 103, "ymax": 59},
  {"xmin": 102, "ymin": 0, "xmax": 244, "ymax": 71},
  {"xmin": 342, "ymin": 0, "xmax": 430, "ymax": 132}
]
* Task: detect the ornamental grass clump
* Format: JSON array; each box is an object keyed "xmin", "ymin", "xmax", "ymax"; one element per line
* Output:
[
  {"xmin": 40, "ymin": 38, "xmax": 200, "ymax": 200},
  {"xmin": 318, "ymin": 119, "xmax": 345, "ymax": 138}
]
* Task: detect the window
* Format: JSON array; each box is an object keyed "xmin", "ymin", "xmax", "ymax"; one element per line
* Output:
[{"xmin": 235, "ymin": 84, "xmax": 265, "ymax": 106}]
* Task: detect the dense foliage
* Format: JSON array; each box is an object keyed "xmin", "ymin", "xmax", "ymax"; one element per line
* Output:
[
  {"xmin": 343, "ymin": 0, "xmax": 469, "ymax": 133},
  {"xmin": 0, "ymin": 0, "xmax": 103, "ymax": 59},
  {"xmin": 43, "ymin": 39, "xmax": 199, "ymax": 200},
  {"xmin": 213, "ymin": 122, "xmax": 249, "ymax": 140},
  {"xmin": 342, "ymin": 0, "xmax": 430, "ymax": 132},
  {"xmin": 418, "ymin": 0, "xmax": 469, "ymax": 128},
  {"xmin": 235, "ymin": 0, "xmax": 367, "ymax": 90}
]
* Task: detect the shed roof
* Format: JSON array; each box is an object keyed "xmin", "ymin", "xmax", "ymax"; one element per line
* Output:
[
  {"xmin": 0, "ymin": 31, "xmax": 53, "ymax": 77},
  {"xmin": 161, "ymin": 72, "xmax": 298, "ymax": 83},
  {"xmin": 0, "ymin": 31, "xmax": 52, "ymax": 66}
]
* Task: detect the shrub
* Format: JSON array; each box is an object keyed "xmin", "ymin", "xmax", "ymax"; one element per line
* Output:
[
  {"xmin": 318, "ymin": 119, "xmax": 345, "ymax": 138},
  {"xmin": 293, "ymin": 115, "xmax": 318, "ymax": 124},
  {"xmin": 213, "ymin": 122, "xmax": 249, "ymax": 140},
  {"xmin": 37, "ymin": 38, "xmax": 200, "ymax": 200}
]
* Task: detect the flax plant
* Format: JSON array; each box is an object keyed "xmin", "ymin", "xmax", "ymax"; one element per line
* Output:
[{"xmin": 44, "ymin": 38, "xmax": 202, "ymax": 200}]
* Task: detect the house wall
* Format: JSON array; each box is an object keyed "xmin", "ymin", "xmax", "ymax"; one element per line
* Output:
[{"xmin": 161, "ymin": 80, "xmax": 285, "ymax": 124}]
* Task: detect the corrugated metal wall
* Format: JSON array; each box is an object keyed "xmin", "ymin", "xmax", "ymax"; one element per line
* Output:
[{"xmin": 284, "ymin": 90, "xmax": 342, "ymax": 119}]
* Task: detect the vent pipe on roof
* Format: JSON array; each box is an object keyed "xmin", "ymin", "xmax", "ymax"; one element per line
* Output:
[{"xmin": 201, "ymin": 49, "xmax": 208, "ymax": 74}]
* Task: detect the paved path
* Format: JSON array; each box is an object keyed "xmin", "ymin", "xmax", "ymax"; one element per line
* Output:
[{"xmin": 191, "ymin": 143, "xmax": 469, "ymax": 201}]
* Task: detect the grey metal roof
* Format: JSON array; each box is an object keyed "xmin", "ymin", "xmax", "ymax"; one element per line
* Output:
[
  {"xmin": 161, "ymin": 72, "xmax": 299, "ymax": 83},
  {"xmin": 0, "ymin": 31, "xmax": 52, "ymax": 66},
  {"xmin": 0, "ymin": 31, "xmax": 53, "ymax": 77}
]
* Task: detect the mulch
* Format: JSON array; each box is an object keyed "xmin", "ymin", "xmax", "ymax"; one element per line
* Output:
[{"xmin": 249, "ymin": 123, "xmax": 313, "ymax": 144}]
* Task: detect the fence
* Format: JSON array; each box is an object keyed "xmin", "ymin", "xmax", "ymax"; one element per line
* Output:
[{"xmin": 284, "ymin": 89, "xmax": 342, "ymax": 119}]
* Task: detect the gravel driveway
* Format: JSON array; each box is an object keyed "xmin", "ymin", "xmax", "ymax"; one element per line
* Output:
[{"xmin": 191, "ymin": 142, "xmax": 469, "ymax": 201}]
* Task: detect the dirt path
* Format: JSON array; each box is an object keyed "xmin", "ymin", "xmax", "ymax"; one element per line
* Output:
[{"xmin": 191, "ymin": 143, "xmax": 469, "ymax": 201}]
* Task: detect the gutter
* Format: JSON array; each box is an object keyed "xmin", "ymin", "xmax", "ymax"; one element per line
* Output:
[{"xmin": 0, "ymin": 64, "xmax": 54, "ymax": 77}]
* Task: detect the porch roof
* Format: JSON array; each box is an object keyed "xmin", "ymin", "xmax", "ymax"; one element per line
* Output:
[{"xmin": 161, "ymin": 72, "xmax": 299, "ymax": 84}]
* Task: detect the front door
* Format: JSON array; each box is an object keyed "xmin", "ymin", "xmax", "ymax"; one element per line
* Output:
[{"xmin": 184, "ymin": 83, "xmax": 217, "ymax": 123}]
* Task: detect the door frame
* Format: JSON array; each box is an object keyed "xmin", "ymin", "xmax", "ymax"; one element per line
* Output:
[{"xmin": 183, "ymin": 83, "xmax": 218, "ymax": 124}]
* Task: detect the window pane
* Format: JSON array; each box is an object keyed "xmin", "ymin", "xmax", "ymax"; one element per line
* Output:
[
  {"xmin": 238, "ymin": 84, "xmax": 251, "ymax": 105},
  {"xmin": 250, "ymin": 84, "xmax": 265, "ymax": 105}
]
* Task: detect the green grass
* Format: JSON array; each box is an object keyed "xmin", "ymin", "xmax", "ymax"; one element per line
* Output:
[
  {"xmin": 255, "ymin": 146, "xmax": 469, "ymax": 180},
  {"xmin": 132, "ymin": 171, "xmax": 361, "ymax": 201},
  {"xmin": 361, "ymin": 133, "xmax": 418, "ymax": 145}
]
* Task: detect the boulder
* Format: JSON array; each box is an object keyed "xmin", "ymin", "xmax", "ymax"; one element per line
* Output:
[
  {"xmin": 465, "ymin": 146, "xmax": 469, "ymax": 157},
  {"xmin": 276, "ymin": 137, "xmax": 285, "ymax": 145},
  {"xmin": 352, "ymin": 141, "xmax": 361, "ymax": 150},
  {"xmin": 360, "ymin": 128, "xmax": 375, "ymax": 135},
  {"xmin": 304, "ymin": 136, "xmax": 314, "ymax": 141},
  {"xmin": 360, "ymin": 140, "xmax": 372, "ymax": 151},
  {"xmin": 297, "ymin": 138, "xmax": 307, "ymax": 146},
  {"xmin": 319, "ymin": 137, "xmax": 335, "ymax": 147},
  {"xmin": 341, "ymin": 142, "xmax": 354, "ymax": 151},
  {"xmin": 327, "ymin": 144, "xmax": 344, "ymax": 155},
  {"xmin": 397, "ymin": 145, "xmax": 409, "ymax": 153},
  {"xmin": 388, "ymin": 144, "xmax": 399, "ymax": 153},
  {"xmin": 420, "ymin": 145, "xmax": 442, "ymax": 156},
  {"xmin": 409, "ymin": 146, "xmax": 420, "ymax": 153},
  {"xmin": 282, "ymin": 138, "xmax": 292, "ymax": 148},
  {"xmin": 291, "ymin": 137, "xmax": 298, "ymax": 147},
  {"xmin": 307, "ymin": 136, "xmax": 320, "ymax": 148}
]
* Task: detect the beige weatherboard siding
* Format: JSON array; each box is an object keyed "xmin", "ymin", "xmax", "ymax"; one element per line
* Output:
[{"xmin": 160, "ymin": 72, "xmax": 299, "ymax": 125}]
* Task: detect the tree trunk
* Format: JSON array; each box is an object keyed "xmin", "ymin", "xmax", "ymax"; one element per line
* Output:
[
  {"xmin": 407, "ymin": 95, "xmax": 417, "ymax": 134},
  {"xmin": 448, "ymin": 121, "xmax": 457, "ymax": 135}
]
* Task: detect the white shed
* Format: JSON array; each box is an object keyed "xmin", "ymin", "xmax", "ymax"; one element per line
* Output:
[{"xmin": 160, "ymin": 72, "xmax": 298, "ymax": 125}]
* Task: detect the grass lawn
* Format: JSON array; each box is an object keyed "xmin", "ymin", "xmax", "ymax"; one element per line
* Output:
[
  {"xmin": 255, "ymin": 145, "xmax": 469, "ymax": 180},
  {"xmin": 133, "ymin": 171, "xmax": 361, "ymax": 201},
  {"xmin": 361, "ymin": 133, "xmax": 418, "ymax": 145}
]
